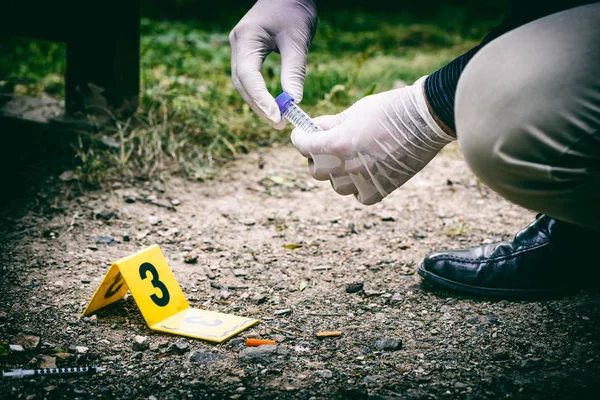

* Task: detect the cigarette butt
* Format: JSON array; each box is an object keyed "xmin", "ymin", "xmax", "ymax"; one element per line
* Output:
[
  {"xmin": 246, "ymin": 338, "xmax": 276, "ymax": 347},
  {"xmin": 315, "ymin": 331, "xmax": 342, "ymax": 338}
]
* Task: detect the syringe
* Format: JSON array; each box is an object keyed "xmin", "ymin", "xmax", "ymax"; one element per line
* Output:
[{"xmin": 2, "ymin": 366, "xmax": 106, "ymax": 379}]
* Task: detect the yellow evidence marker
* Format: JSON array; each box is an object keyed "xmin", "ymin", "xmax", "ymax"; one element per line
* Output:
[{"xmin": 82, "ymin": 245, "xmax": 258, "ymax": 342}]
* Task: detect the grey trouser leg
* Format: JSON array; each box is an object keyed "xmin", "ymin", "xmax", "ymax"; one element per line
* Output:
[{"xmin": 455, "ymin": 3, "xmax": 600, "ymax": 230}]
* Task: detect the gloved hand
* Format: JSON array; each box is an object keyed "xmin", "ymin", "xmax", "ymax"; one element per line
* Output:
[
  {"xmin": 229, "ymin": 0, "xmax": 318, "ymax": 129},
  {"xmin": 291, "ymin": 77, "xmax": 456, "ymax": 205}
]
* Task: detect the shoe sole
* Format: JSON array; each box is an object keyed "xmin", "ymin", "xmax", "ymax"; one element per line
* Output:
[{"xmin": 417, "ymin": 262, "xmax": 576, "ymax": 300}]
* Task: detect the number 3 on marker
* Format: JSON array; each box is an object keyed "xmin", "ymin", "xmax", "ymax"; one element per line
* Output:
[{"xmin": 139, "ymin": 262, "xmax": 170, "ymax": 307}]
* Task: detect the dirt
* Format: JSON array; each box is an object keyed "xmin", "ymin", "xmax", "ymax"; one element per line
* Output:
[{"xmin": 1, "ymin": 142, "xmax": 600, "ymax": 399}]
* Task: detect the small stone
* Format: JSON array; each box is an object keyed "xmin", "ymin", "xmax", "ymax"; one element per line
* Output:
[
  {"xmin": 232, "ymin": 269, "xmax": 247, "ymax": 277},
  {"xmin": 372, "ymin": 338, "xmax": 403, "ymax": 351},
  {"xmin": 170, "ymin": 198, "xmax": 181, "ymax": 206},
  {"xmin": 75, "ymin": 346, "xmax": 89, "ymax": 354},
  {"xmin": 235, "ymin": 387, "xmax": 246, "ymax": 393},
  {"xmin": 188, "ymin": 350, "xmax": 227, "ymax": 365},
  {"xmin": 12, "ymin": 333, "xmax": 40, "ymax": 350},
  {"xmin": 123, "ymin": 232, "xmax": 131, "ymax": 242},
  {"xmin": 168, "ymin": 339, "xmax": 189, "ymax": 354},
  {"xmin": 312, "ymin": 265, "xmax": 332, "ymax": 271},
  {"xmin": 89, "ymin": 315, "xmax": 97, "ymax": 323},
  {"xmin": 149, "ymin": 396, "xmax": 158, "ymax": 400},
  {"xmin": 362, "ymin": 375, "xmax": 379, "ymax": 384},
  {"xmin": 345, "ymin": 282, "xmax": 364, "ymax": 294},
  {"xmin": 44, "ymin": 385, "xmax": 56, "ymax": 392},
  {"xmin": 455, "ymin": 382, "xmax": 466, "ymax": 389},
  {"xmin": 381, "ymin": 215, "xmax": 395, "ymax": 222},
  {"xmin": 314, "ymin": 369, "xmax": 333, "ymax": 379},
  {"xmin": 148, "ymin": 216, "xmax": 161, "ymax": 226},
  {"xmin": 81, "ymin": 278, "xmax": 91, "ymax": 284},
  {"xmin": 88, "ymin": 245, "xmax": 98, "ymax": 251},
  {"xmin": 95, "ymin": 210, "xmax": 115, "ymax": 220},
  {"xmin": 133, "ymin": 335, "xmax": 149, "ymax": 351},
  {"xmin": 149, "ymin": 342, "xmax": 159, "ymax": 351},
  {"xmin": 251, "ymin": 293, "xmax": 268, "ymax": 305},
  {"xmin": 240, "ymin": 219, "xmax": 256, "ymax": 226},
  {"xmin": 491, "ymin": 350, "xmax": 510, "ymax": 361},
  {"xmin": 124, "ymin": 195, "xmax": 137, "ymax": 204},
  {"xmin": 95, "ymin": 236, "xmax": 115, "ymax": 246},
  {"xmin": 184, "ymin": 254, "xmax": 198, "ymax": 264},
  {"xmin": 413, "ymin": 230, "xmax": 427, "ymax": 239},
  {"xmin": 238, "ymin": 345, "xmax": 278, "ymax": 363},
  {"xmin": 9, "ymin": 344, "xmax": 24, "ymax": 352},
  {"xmin": 38, "ymin": 355, "xmax": 57, "ymax": 369},
  {"xmin": 274, "ymin": 309, "xmax": 292, "ymax": 316},
  {"xmin": 391, "ymin": 293, "xmax": 403, "ymax": 302},
  {"xmin": 55, "ymin": 353, "xmax": 74, "ymax": 362}
]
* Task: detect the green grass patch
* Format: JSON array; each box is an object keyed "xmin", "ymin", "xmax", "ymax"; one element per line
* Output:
[{"xmin": 0, "ymin": 10, "xmax": 497, "ymax": 186}]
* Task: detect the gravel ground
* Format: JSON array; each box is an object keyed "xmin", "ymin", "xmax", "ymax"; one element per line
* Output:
[{"xmin": 1, "ymin": 143, "xmax": 600, "ymax": 399}]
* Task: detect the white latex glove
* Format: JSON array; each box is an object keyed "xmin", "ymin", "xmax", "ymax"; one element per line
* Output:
[
  {"xmin": 292, "ymin": 77, "xmax": 456, "ymax": 205},
  {"xmin": 229, "ymin": 0, "xmax": 317, "ymax": 129}
]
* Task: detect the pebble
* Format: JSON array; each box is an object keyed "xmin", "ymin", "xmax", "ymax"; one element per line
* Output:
[
  {"xmin": 184, "ymin": 254, "xmax": 198, "ymax": 264},
  {"xmin": 362, "ymin": 375, "xmax": 380, "ymax": 384},
  {"xmin": 345, "ymin": 282, "xmax": 364, "ymax": 294},
  {"xmin": 123, "ymin": 232, "xmax": 131, "ymax": 242},
  {"xmin": 168, "ymin": 340, "xmax": 189, "ymax": 354},
  {"xmin": 9, "ymin": 344, "xmax": 24, "ymax": 352},
  {"xmin": 170, "ymin": 198, "xmax": 181, "ymax": 206},
  {"xmin": 89, "ymin": 315, "xmax": 97, "ymax": 323},
  {"xmin": 95, "ymin": 236, "xmax": 115, "ymax": 246},
  {"xmin": 124, "ymin": 195, "xmax": 137, "ymax": 204},
  {"xmin": 312, "ymin": 265, "xmax": 332, "ymax": 271},
  {"xmin": 391, "ymin": 293, "xmax": 403, "ymax": 302},
  {"xmin": 232, "ymin": 269, "xmax": 247, "ymax": 277},
  {"xmin": 38, "ymin": 355, "xmax": 56, "ymax": 369},
  {"xmin": 413, "ymin": 230, "xmax": 428, "ymax": 239},
  {"xmin": 0, "ymin": 311, "xmax": 8, "ymax": 321},
  {"xmin": 251, "ymin": 293, "xmax": 268, "ymax": 305},
  {"xmin": 274, "ymin": 309, "xmax": 292, "ymax": 316},
  {"xmin": 188, "ymin": 350, "xmax": 227, "ymax": 365},
  {"xmin": 95, "ymin": 210, "xmax": 115, "ymax": 220},
  {"xmin": 381, "ymin": 215, "xmax": 395, "ymax": 222},
  {"xmin": 240, "ymin": 219, "xmax": 256, "ymax": 226},
  {"xmin": 133, "ymin": 335, "xmax": 149, "ymax": 351},
  {"xmin": 238, "ymin": 345, "xmax": 278, "ymax": 363},
  {"xmin": 372, "ymin": 338, "xmax": 403, "ymax": 351},
  {"xmin": 12, "ymin": 333, "xmax": 40, "ymax": 350},
  {"xmin": 75, "ymin": 346, "xmax": 89, "ymax": 354},
  {"xmin": 148, "ymin": 216, "xmax": 161, "ymax": 226},
  {"xmin": 314, "ymin": 369, "xmax": 333, "ymax": 379}
]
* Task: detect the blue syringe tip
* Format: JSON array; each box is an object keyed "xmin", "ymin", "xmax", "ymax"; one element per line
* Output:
[{"xmin": 275, "ymin": 92, "xmax": 294, "ymax": 114}]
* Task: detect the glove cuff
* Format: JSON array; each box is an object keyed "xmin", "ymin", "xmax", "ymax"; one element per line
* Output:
[{"xmin": 410, "ymin": 76, "xmax": 456, "ymax": 144}]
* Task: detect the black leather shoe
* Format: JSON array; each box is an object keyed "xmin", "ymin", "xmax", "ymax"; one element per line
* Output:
[{"xmin": 418, "ymin": 215, "xmax": 600, "ymax": 299}]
